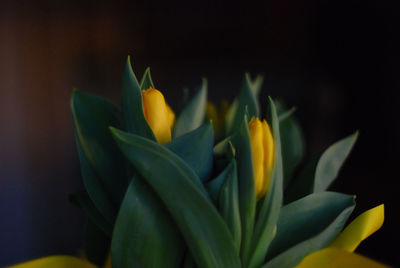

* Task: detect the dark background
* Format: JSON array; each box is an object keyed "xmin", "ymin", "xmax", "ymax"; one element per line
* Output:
[{"xmin": 0, "ymin": 0, "xmax": 398, "ymax": 266}]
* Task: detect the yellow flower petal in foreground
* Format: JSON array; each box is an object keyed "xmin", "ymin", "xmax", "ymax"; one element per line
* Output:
[
  {"xmin": 295, "ymin": 248, "xmax": 390, "ymax": 268},
  {"xmin": 142, "ymin": 87, "xmax": 175, "ymax": 144},
  {"xmin": 248, "ymin": 118, "xmax": 275, "ymax": 198},
  {"xmin": 8, "ymin": 255, "xmax": 96, "ymax": 268},
  {"xmin": 329, "ymin": 204, "xmax": 384, "ymax": 252}
]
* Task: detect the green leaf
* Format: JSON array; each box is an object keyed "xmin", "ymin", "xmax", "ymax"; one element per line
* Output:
[
  {"xmin": 69, "ymin": 191, "xmax": 112, "ymax": 236},
  {"xmin": 121, "ymin": 56, "xmax": 156, "ymax": 140},
  {"xmin": 226, "ymin": 73, "xmax": 260, "ymax": 135},
  {"xmin": 111, "ymin": 178, "xmax": 184, "ymax": 268},
  {"xmin": 84, "ymin": 219, "xmax": 110, "ymax": 267},
  {"xmin": 275, "ymin": 102, "xmax": 305, "ymax": 189},
  {"xmin": 207, "ymin": 160, "xmax": 234, "ymax": 203},
  {"xmin": 230, "ymin": 115, "xmax": 256, "ymax": 264},
  {"xmin": 285, "ymin": 132, "xmax": 358, "ymax": 203},
  {"xmin": 110, "ymin": 128, "xmax": 241, "ymax": 268},
  {"xmin": 139, "ymin": 67, "xmax": 155, "ymax": 89},
  {"xmin": 219, "ymin": 159, "xmax": 242, "ymax": 252},
  {"xmin": 173, "ymin": 78, "xmax": 207, "ymax": 138},
  {"xmin": 314, "ymin": 131, "xmax": 359, "ymax": 192},
  {"xmin": 263, "ymin": 202, "xmax": 355, "ymax": 268},
  {"xmin": 247, "ymin": 97, "xmax": 284, "ymax": 268},
  {"xmin": 267, "ymin": 192, "xmax": 356, "ymax": 260},
  {"xmin": 249, "ymin": 74, "xmax": 264, "ymax": 97},
  {"xmin": 166, "ymin": 122, "xmax": 214, "ymax": 182},
  {"xmin": 71, "ymin": 91, "xmax": 122, "ymax": 212}
]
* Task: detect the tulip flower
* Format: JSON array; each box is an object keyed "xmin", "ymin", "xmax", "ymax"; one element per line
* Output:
[
  {"xmin": 248, "ymin": 117, "xmax": 275, "ymax": 198},
  {"xmin": 142, "ymin": 87, "xmax": 175, "ymax": 144}
]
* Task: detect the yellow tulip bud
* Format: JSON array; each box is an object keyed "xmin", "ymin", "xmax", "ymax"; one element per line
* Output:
[
  {"xmin": 248, "ymin": 118, "xmax": 275, "ymax": 198},
  {"xmin": 142, "ymin": 87, "xmax": 175, "ymax": 144}
]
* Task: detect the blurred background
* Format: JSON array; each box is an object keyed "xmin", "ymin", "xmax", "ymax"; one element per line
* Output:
[{"xmin": 0, "ymin": 0, "xmax": 398, "ymax": 266}]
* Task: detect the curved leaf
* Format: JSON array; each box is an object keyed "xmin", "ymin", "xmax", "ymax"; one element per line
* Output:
[
  {"xmin": 121, "ymin": 56, "xmax": 156, "ymax": 140},
  {"xmin": 110, "ymin": 128, "xmax": 241, "ymax": 268},
  {"xmin": 71, "ymin": 92, "xmax": 121, "ymax": 216},
  {"xmin": 248, "ymin": 97, "xmax": 283, "ymax": 268},
  {"xmin": 267, "ymin": 192, "xmax": 356, "ymax": 260},
  {"xmin": 166, "ymin": 122, "xmax": 214, "ymax": 182},
  {"xmin": 314, "ymin": 131, "xmax": 358, "ymax": 192},
  {"xmin": 111, "ymin": 178, "xmax": 184, "ymax": 268},
  {"xmin": 295, "ymin": 248, "xmax": 390, "ymax": 268},
  {"xmin": 207, "ymin": 159, "xmax": 234, "ymax": 203},
  {"xmin": 139, "ymin": 67, "xmax": 155, "ymax": 89},
  {"xmin": 173, "ymin": 79, "xmax": 207, "ymax": 138},
  {"xmin": 263, "ymin": 205, "xmax": 355, "ymax": 268},
  {"xmin": 84, "ymin": 219, "xmax": 110, "ymax": 267},
  {"xmin": 329, "ymin": 204, "xmax": 384, "ymax": 252}
]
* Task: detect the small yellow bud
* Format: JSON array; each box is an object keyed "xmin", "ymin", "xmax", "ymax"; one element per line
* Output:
[
  {"xmin": 248, "ymin": 118, "xmax": 275, "ymax": 198},
  {"xmin": 142, "ymin": 87, "xmax": 175, "ymax": 144}
]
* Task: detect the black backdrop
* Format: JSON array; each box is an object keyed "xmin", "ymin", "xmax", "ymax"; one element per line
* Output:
[{"xmin": 0, "ymin": 0, "xmax": 398, "ymax": 266}]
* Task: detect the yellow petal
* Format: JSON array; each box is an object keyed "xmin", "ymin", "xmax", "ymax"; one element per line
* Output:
[
  {"xmin": 166, "ymin": 104, "xmax": 175, "ymax": 130},
  {"xmin": 249, "ymin": 118, "xmax": 265, "ymax": 198},
  {"xmin": 142, "ymin": 87, "xmax": 172, "ymax": 144},
  {"xmin": 295, "ymin": 248, "xmax": 390, "ymax": 268},
  {"xmin": 329, "ymin": 204, "xmax": 384, "ymax": 252},
  {"xmin": 259, "ymin": 119, "xmax": 274, "ymax": 197},
  {"xmin": 8, "ymin": 256, "xmax": 96, "ymax": 268}
]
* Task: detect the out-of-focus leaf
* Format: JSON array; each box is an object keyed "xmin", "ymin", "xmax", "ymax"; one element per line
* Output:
[
  {"xmin": 267, "ymin": 192, "xmax": 356, "ymax": 260},
  {"xmin": 219, "ymin": 159, "xmax": 242, "ymax": 251},
  {"xmin": 263, "ymin": 203, "xmax": 355, "ymax": 268},
  {"xmin": 226, "ymin": 74, "xmax": 259, "ymax": 135},
  {"xmin": 69, "ymin": 191, "xmax": 112, "ymax": 236},
  {"xmin": 121, "ymin": 56, "xmax": 156, "ymax": 140},
  {"xmin": 295, "ymin": 248, "xmax": 390, "ymax": 268},
  {"xmin": 207, "ymin": 159, "xmax": 234, "ymax": 203},
  {"xmin": 110, "ymin": 128, "xmax": 241, "ymax": 268},
  {"xmin": 329, "ymin": 204, "xmax": 384, "ymax": 252},
  {"xmin": 275, "ymin": 102, "xmax": 305, "ymax": 189},
  {"xmin": 139, "ymin": 67, "xmax": 155, "ymax": 89},
  {"xmin": 8, "ymin": 256, "xmax": 96, "ymax": 268},
  {"xmin": 111, "ymin": 178, "xmax": 184, "ymax": 268},
  {"xmin": 247, "ymin": 97, "xmax": 283, "ymax": 268},
  {"xmin": 166, "ymin": 123, "xmax": 214, "ymax": 182},
  {"xmin": 84, "ymin": 219, "xmax": 110, "ymax": 267},
  {"xmin": 173, "ymin": 79, "xmax": 207, "ymax": 138},
  {"xmin": 71, "ymin": 91, "xmax": 121, "ymax": 217}
]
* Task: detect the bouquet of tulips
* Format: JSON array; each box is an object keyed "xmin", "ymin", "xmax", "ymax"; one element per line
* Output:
[{"xmin": 11, "ymin": 57, "xmax": 387, "ymax": 268}]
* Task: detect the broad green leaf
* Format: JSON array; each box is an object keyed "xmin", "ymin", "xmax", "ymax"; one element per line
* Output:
[
  {"xmin": 295, "ymin": 248, "xmax": 390, "ymax": 268},
  {"xmin": 71, "ymin": 93, "xmax": 119, "ymax": 220},
  {"xmin": 69, "ymin": 191, "xmax": 112, "ymax": 236},
  {"xmin": 110, "ymin": 128, "xmax": 241, "ymax": 268},
  {"xmin": 219, "ymin": 159, "xmax": 242, "ymax": 252},
  {"xmin": 267, "ymin": 192, "xmax": 356, "ymax": 260},
  {"xmin": 84, "ymin": 219, "xmax": 110, "ymax": 267},
  {"xmin": 173, "ymin": 79, "xmax": 207, "ymax": 138},
  {"xmin": 166, "ymin": 122, "xmax": 214, "ymax": 182},
  {"xmin": 230, "ymin": 115, "xmax": 256, "ymax": 264},
  {"xmin": 329, "ymin": 204, "xmax": 384, "ymax": 252},
  {"xmin": 111, "ymin": 178, "xmax": 184, "ymax": 268},
  {"xmin": 247, "ymin": 97, "xmax": 283, "ymax": 268},
  {"xmin": 285, "ymin": 132, "xmax": 358, "ymax": 203},
  {"xmin": 249, "ymin": 74, "xmax": 264, "ymax": 97},
  {"xmin": 121, "ymin": 56, "xmax": 156, "ymax": 140},
  {"xmin": 139, "ymin": 67, "xmax": 155, "ymax": 89},
  {"xmin": 314, "ymin": 131, "xmax": 359, "ymax": 192},
  {"xmin": 226, "ymin": 74, "xmax": 260, "ymax": 135},
  {"xmin": 275, "ymin": 102, "xmax": 305, "ymax": 189},
  {"xmin": 8, "ymin": 256, "xmax": 96, "ymax": 268},
  {"xmin": 263, "ymin": 204, "xmax": 355, "ymax": 268}
]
